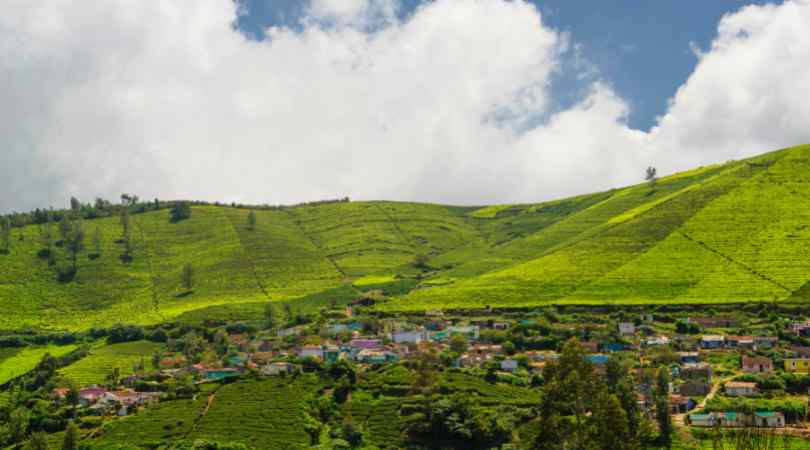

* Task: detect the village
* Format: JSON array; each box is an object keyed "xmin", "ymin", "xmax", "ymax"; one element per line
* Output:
[{"xmin": 44, "ymin": 306, "xmax": 810, "ymax": 437}]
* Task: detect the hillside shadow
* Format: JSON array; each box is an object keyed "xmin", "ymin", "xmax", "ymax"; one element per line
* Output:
[{"xmin": 175, "ymin": 291, "xmax": 194, "ymax": 298}]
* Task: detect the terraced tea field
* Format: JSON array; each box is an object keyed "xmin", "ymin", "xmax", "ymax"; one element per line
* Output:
[
  {"xmin": 58, "ymin": 341, "xmax": 162, "ymax": 386},
  {"xmin": 0, "ymin": 344, "xmax": 78, "ymax": 385},
  {"xmin": 2, "ymin": 145, "xmax": 810, "ymax": 329}
]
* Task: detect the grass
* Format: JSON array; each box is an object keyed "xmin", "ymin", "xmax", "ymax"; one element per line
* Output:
[
  {"xmin": 2, "ymin": 145, "xmax": 810, "ymax": 329},
  {"xmin": 58, "ymin": 341, "xmax": 162, "ymax": 387},
  {"xmin": 0, "ymin": 344, "xmax": 78, "ymax": 384}
]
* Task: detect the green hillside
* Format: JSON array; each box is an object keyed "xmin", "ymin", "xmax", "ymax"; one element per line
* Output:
[{"xmin": 1, "ymin": 145, "xmax": 810, "ymax": 330}]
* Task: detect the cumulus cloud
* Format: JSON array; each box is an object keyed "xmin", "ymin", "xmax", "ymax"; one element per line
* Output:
[{"xmin": 1, "ymin": 0, "xmax": 809, "ymax": 213}]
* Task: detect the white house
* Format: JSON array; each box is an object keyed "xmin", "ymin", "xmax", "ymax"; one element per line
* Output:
[
  {"xmin": 618, "ymin": 322, "xmax": 636, "ymax": 335},
  {"xmin": 261, "ymin": 362, "xmax": 294, "ymax": 376},
  {"xmin": 300, "ymin": 345, "xmax": 324, "ymax": 359},
  {"xmin": 449, "ymin": 325, "xmax": 480, "ymax": 340},
  {"xmin": 754, "ymin": 412, "xmax": 785, "ymax": 428},
  {"xmin": 391, "ymin": 330, "xmax": 426, "ymax": 344},
  {"xmin": 725, "ymin": 381, "xmax": 757, "ymax": 397},
  {"xmin": 500, "ymin": 359, "xmax": 518, "ymax": 372}
]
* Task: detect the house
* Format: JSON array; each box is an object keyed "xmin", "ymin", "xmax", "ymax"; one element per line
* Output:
[
  {"xmin": 725, "ymin": 381, "xmax": 757, "ymax": 397},
  {"xmin": 754, "ymin": 412, "xmax": 785, "ymax": 428},
  {"xmin": 742, "ymin": 356, "xmax": 773, "ymax": 373},
  {"xmin": 641, "ymin": 314, "xmax": 654, "ymax": 322},
  {"xmin": 669, "ymin": 395, "xmax": 695, "ymax": 414},
  {"xmin": 677, "ymin": 381, "xmax": 712, "ymax": 396},
  {"xmin": 204, "ymin": 368, "xmax": 240, "ymax": 381},
  {"xmin": 690, "ymin": 316, "xmax": 738, "ymax": 328},
  {"xmin": 350, "ymin": 339, "xmax": 382, "ymax": 350},
  {"xmin": 391, "ymin": 330, "xmax": 427, "ymax": 344},
  {"xmin": 700, "ymin": 335, "xmax": 725, "ymax": 349},
  {"xmin": 528, "ymin": 361, "xmax": 546, "ymax": 374},
  {"xmin": 300, "ymin": 345, "xmax": 324, "ymax": 360},
  {"xmin": 754, "ymin": 336, "xmax": 778, "ymax": 349},
  {"xmin": 278, "ymin": 326, "xmax": 305, "ymax": 338},
  {"xmin": 261, "ymin": 362, "xmax": 295, "ymax": 376},
  {"xmin": 784, "ymin": 358, "xmax": 810, "ymax": 372},
  {"xmin": 715, "ymin": 412, "xmax": 743, "ymax": 427},
  {"xmin": 618, "ymin": 322, "xmax": 636, "ymax": 335},
  {"xmin": 581, "ymin": 341, "xmax": 600, "ymax": 353},
  {"xmin": 681, "ymin": 363, "xmax": 712, "ymax": 381},
  {"xmin": 601, "ymin": 343, "xmax": 625, "ymax": 353},
  {"xmin": 50, "ymin": 388, "xmax": 70, "ymax": 400},
  {"xmin": 493, "ymin": 322, "xmax": 510, "ymax": 330},
  {"xmin": 689, "ymin": 413, "xmax": 714, "ymax": 427},
  {"xmin": 726, "ymin": 336, "xmax": 754, "ymax": 349},
  {"xmin": 586, "ymin": 354, "xmax": 610, "ymax": 365},
  {"xmin": 323, "ymin": 345, "xmax": 342, "ymax": 364},
  {"xmin": 500, "ymin": 359, "xmax": 519, "ymax": 372},
  {"xmin": 646, "ymin": 336, "xmax": 671, "ymax": 347},
  {"xmin": 678, "ymin": 352, "xmax": 700, "ymax": 364},
  {"xmin": 356, "ymin": 349, "xmax": 398, "ymax": 364},
  {"xmin": 79, "ymin": 388, "xmax": 107, "ymax": 406}
]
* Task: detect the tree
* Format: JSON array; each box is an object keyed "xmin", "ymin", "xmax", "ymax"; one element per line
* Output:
[
  {"xmin": 284, "ymin": 303, "xmax": 293, "ymax": 323},
  {"xmin": 70, "ymin": 196, "xmax": 81, "ymax": 210},
  {"xmin": 247, "ymin": 210, "xmax": 257, "ymax": 230},
  {"xmin": 39, "ymin": 217, "xmax": 54, "ymax": 257},
  {"xmin": 120, "ymin": 206, "xmax": 130, "ymax": 237},
  {"xmin": 645, "ymin": 166, "xmax": 658, "ymax": 187},
  {"xmin": 410, "ymin": 347, "xmax": 440, "ymax": 395},
  {"xmin": 181, "ymin": 262, "xmax": 195, "ymax": 293},
  {"xmin": 6, "ymin": 407, "xmax": 30, "ymax": 444},
  {"xmin": 28, "ymin": 432, "xmax": 49, "ymax": 450},
  {"xmin": 412, "ymin": 254, "xmax": 429, "ymax": 270},
  {"xmin": 0, "ymin": 217, "xmax": 11, "ymax": 254},
  {"xmin": 152, "ymin": 350, "xmax": 161, "ymax": 370},
  {"xmin": 92, "ymin": 226, "xmax": 102, "ymax": 257},
  {"xmin": 122, "ymin": 225, "xmax": 134, "ymax": 261},
  {"xmin": 264, "ymin": 303, "xmax": 276, "ymax": 329},
  {"xmin": 63, "ymin": 216, "xmax": 85, "ymax": 272},
  {"xmin": 62, "ymin": 420, "xmax": 79, "ymax": 450},
  {"xmin": 449, "ymin": 333, "xmax": 469, "ymax": 354},
  {"xmin": 655, "ymin": 367, "xmax": 672, "ymax": 447},
  {"xmin": 170, "ymin": 202, "xmax": 192, "ymax": 223},
  {"xmin": 591, "ymin": 392, "xmax": 633, "ymax": 450},
  {"xmin": 66, "ymin": 379, "xmax": 80, "ymax": 417}
]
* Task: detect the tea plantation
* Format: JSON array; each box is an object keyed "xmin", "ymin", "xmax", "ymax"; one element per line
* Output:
[{"xmin": 2, "ymin": 145, "xmax": 810, "ymax": 331}]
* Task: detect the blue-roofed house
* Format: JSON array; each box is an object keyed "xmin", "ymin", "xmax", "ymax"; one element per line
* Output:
[{"xmin": 586, "ymin": 354, "xmax": 610, "ymax": 365}]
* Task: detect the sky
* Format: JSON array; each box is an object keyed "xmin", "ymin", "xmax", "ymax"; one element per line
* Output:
[{"xmin": 2, "ymin": 0, "xmax": 810, "ymax": 213}]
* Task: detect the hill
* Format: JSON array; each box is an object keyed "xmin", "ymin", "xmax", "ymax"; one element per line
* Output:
[{"xmin": 1, "ymin": 144, "xmax": 809, "ymax": 331}]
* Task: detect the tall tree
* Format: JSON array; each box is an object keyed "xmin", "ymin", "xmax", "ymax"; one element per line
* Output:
[
  {"xmin": 120, "ymin": 206, "xmax": 130, "ymax": 237},
  {"xmin": 645, "ymin": 166, "xmax": 658, "ymax": 187},
  {"xmin": 29, "ymin": 432, "xmax": 49, "ymax": 450},
  {"xmin": 69, "ymin": 196, "xmax": 81, "ymax": 210},
  {"xmin": 247, "ymin": 210, "xmax": 257, "ymax": 230},
  {"xmin": 181, "ymin": 262, "xmax": 195, "ymax": 293},
  {"xmin": 0, "ymin": 217, "xmax": 11, "ymax": 254},
  {"xmin": 39, "ymin": 217, "xmax": 54, "ymax": 256},
  {"xmin": 655, "ymin": 367, "xmax": 672, "ymax": 447},
  {"xmin": 62, "ymin": 420, "xmax": 79, "ymax": 450},
  {"xmin": 264, "ymin": 302, "xmax": 276, "ymax": 329},
  {"xmin": 64, "ymin": 217, "xmax": 85, "ymax": 272},
  {"xmin": 591, "ymin": 392, "xmax": 634, "ymax": 450}
]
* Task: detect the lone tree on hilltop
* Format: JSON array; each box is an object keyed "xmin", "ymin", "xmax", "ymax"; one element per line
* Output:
[
  {"xmin": 170, "ymin": 202, "xmax": 192, "ymax": 223},
  {"xmin": 247, "ymin": 210, "xmax": 257, "ymax": 230},
  {"xmin": 181, "ymin": 262, "xmax": 195, "ymax": 293},
  {"xmin": 645, "ymin": 166, "xmax": 658, "ymax": 187}
]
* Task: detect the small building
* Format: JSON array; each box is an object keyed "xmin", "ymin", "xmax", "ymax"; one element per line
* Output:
[
  {"xmin": 784, "ymin": 358, "xmax": 810, "ymax": 373},
  {"xmin": 700, "ymin": 335, "xmax": 725, "ymax": 349},
  {"xmin": 204, "ymin": 368, "xmax": 240, "ymax": 381},
  {"xmin": 581, "ymin": 341, "xmax": 600, "ymax": 353},
  {"xmin": 500, "ymin": 359, "xmax": 519, "ymax": 372},
  {"xmin": 725, "ymin": 381, "xmax": 757, "ymax": 397},
  {"xmin": 261, "ymin": 362, "xmax": 295, "ymax": 376},
  {"xmin": 618, "ymin": 322, "xmax": 636, "ymax": 335},
  {"xmin": 754, "ymin": 411, "xmax": 785, "ymax": 428},
  {"xmin": 391, "ymin": 330, "xmax": 427, "ymax": 345},
  {"xmin": 278, "ymin": 326, "xmax": 305, "ymax": 338},
  {"xmin": 677, "ymin": 381, "xmax": 712, "ymax": 396},
  {"xmin": 754, "ymin": 336, "xmax": 778, "ymax": 350},
  {"xmin": 493, "ymin": 322, "xmax": 510, "ymax": 330},
  {"xmin": 586, "ymin": 354, "xmax": 610, "ymax": 365},
  {"xmin": 681, "ymin": 363, "xmax": 712, "ymax": 381},
  {"xmin": 726, "ymin": 336, "xmax": 754, "ymax": 349},
  {"xmin": 669, "ymin": 395, "xmax": 695, "ymax": 414},
  {"xmin": 742, "ymin": 356, "xmax": 773, "ymax": 373},
  {"xmin": 678, "ymin": 352, "xmax": 700, "ymax": 364},
  {"xmin": 645, "ymin": 336, "xmax": 671, "ymax": 347},
  {"xmin": 350, "ymin": 339, "xmax": 382, "ymax": 350},
  {"xmin": 601, "ymin": 342, "xmax": 625, "ymax": 353},
  {"xmin": 689, "ymin": 413, "xmax": 714, "ymax": 427},
  {"xmin": 300, "ymin": 345, "xmax": 324, "ymax": 360},
  {"xmin": 79, "ymin": 388, "xmax": 108, "ymax": 406}
]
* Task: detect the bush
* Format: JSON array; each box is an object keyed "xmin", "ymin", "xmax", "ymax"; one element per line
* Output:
[{"xmin": 170, "ymin": 202, "xmax": 192, "ymax": 223}]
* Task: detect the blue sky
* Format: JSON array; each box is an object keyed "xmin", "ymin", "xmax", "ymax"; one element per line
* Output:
[{"xmin": 236, "ymin": 0, "xmax": 774, "ymax": 131}]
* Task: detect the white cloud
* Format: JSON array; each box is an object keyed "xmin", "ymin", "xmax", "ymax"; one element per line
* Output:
[{"xmin": 1, "ymin": 0, "xmax": 810, "ymax": 213}]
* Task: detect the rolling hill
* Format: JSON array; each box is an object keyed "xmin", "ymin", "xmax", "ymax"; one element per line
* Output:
[{"xmin": 1, "ymin": 144, "xmax": 809, "ymax": 331}]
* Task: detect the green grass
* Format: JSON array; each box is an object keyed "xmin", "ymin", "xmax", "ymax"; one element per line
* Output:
[
  {"xmin": 0, "ymin": 344, "xmax": 77, "ymax": 384},
  {"xmin": 189, "ymin": 378, "xmax": 318, "ymax": 449},
  {"xmin": 58, "ymin": 341, "xmax": 162, "ymax": 387},
  {"xmin": 3, "ymin": 145, "xmax": 810, "ymax": 328}
]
